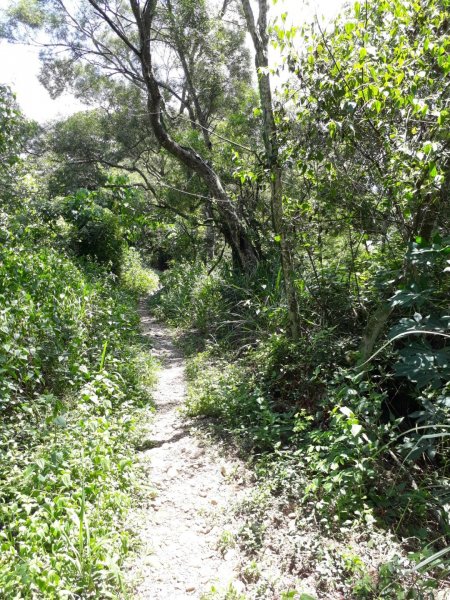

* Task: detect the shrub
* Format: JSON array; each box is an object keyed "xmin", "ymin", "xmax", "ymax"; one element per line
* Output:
[
  {"xmin": 121, "ymin": 247, "xmax": 159, "ymax": 295},
  {"xmin": 63, "ymin": 189, "xmax": 126, "ymax": 274},
  {"xmin": 154, "ymin": 258, "xmax": 287, "ymax": 344},
  {"xmin": 0, "ymin": 228, "xmax": 157, "ymax": 597},
  {"xmin": 153, "ymin": 260, "xmax": 223, "ymax": 332},
  {"xmin": 185, "ymin": 350, "xmax": 296, "ymax": 452}
]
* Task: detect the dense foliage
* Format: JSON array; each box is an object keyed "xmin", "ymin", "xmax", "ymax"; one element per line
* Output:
[
  {"xmin": 151, "ymin": 0, "xmax": 450, "ymax": 594},
  {"xmin": 0, "ymin": 88, "xmax": 158, "ymax": 597},
  {"xmin": 0, "ymin": 0, "xmax": 449, "ymax": 596}
]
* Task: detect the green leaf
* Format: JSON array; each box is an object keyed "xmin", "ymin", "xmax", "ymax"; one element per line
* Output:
[
  {"xmin": 53, "ymin": 415, "xmax": 66, "ymax": 428},
  {"xmin": 351, "ymin": 424, "xmax": 362, "ymax": 436},
  {"xmin": 414, "ymin": 547, "xmax": 450, "ymax": 571},
  {"xmin": 340, "ymin": 406, "xmax": 353, "ymax": 417},
  {"xmin": 345, "ymin": 22, "xmax": 355, "ymax": 34}
]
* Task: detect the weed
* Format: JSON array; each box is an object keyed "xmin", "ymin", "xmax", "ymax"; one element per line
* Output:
[
  {"xmin": 218, "ymin": 530, "xmax": 236, "ymax": 555},
  {"xmin": 241, "ymin": 561, "xmax": 261, "ymax": 584}
]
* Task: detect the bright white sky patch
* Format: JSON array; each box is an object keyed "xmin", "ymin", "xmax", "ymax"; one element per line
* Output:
[
  {"xmin": 0, "ymin": 0, "xmax": 346, "ymax": 123},
  {"xmin": 0, "ymin": 41, "xmax": 87, "ymax": 122}
]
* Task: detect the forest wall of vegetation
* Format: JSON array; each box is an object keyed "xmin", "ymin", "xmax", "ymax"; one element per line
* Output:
[
  {"xmin": 0, "ymin": 85, "xmax": 159, "ymax": 596},
  {"xmin": 0, "ymin": 0, "xmax": 449, "ymax": 596}
]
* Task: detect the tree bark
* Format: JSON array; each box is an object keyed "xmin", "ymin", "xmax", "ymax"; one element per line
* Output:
[
  {"xmin": 202, "ymin": 197, "xmax": 216, "ymax": 261},
  {"xmin": 241, "ymin": 0, "xmax": 300, "ymax": 339}
]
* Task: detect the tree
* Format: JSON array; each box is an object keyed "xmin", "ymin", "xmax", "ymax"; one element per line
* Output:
[
  {"xmin": 241, "ymin": 0, "xmax": 300, "ymax": 339},
  {"xmin": 282, "ymin": 0, "xmax": 449, "ymax": 245},
  {"xmin": 2, "ymin": 0, "xmax": 261, "ymax": 271},
  {"xmin": 276, "ymin": 0, "xmax": 450, "ymax": 350}
]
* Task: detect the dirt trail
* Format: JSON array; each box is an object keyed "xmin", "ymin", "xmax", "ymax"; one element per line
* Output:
[{"xmin": 126, "ymin": 301, "xmax": 248, "ymax": 599}]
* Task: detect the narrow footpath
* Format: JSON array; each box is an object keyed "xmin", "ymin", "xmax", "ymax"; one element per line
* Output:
[{"xmin": 126, "ymin": 301, "xmax": 249, "ymax": 599}]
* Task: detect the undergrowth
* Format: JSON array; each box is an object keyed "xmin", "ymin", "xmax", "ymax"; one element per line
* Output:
[
  {"xmin": 156, "ymin": 259, "xmax": 450, "ymax": 598},
  {"xmin": 0, "ymin": 224, "xmax": 158, "ymax": 598},
  {"xmin": 185, "ymin": 351, "xmax": 449, "ymax": 597}
]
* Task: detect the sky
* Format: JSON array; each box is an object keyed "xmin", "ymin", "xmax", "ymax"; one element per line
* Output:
[{"xmin": 0, "ymin": 0, "xmax": 346, "ymax": 123}]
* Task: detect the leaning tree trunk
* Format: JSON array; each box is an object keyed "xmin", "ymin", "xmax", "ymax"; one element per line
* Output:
[
  {"xmin": 125, "ymin": 0, "xmax": 259, "ymax": 273},
  {"xmin": 241, "ymin": 0, "xmax": 300, "ymax": 339}
]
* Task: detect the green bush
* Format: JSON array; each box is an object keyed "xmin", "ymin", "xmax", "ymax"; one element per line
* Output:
[
  {"xmin": 121, "ymin": 247, "xmax": 159, "ymax": 295},
  {"xmin": 154, "ymin": 259, "xmax": 287, "ymax": 344},
  {"xmin": 0, "ymin": 228, "xmax": 157, "ymax": 597},
  {"xmin": 185, "ymin": 335, "xmax": 445, "ymax": 537},
  {"xmin": 186, "ymin": 350, "xmax": 296, "ymax": 452},
  {"xmin": 63, "ymin": 189, "xmax": 126, "ymax": 274},
  {"xmin": 153, "ymin": 260, "xmax": 223, "ymax": 333}
]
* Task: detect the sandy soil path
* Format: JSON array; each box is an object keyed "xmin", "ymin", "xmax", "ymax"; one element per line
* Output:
[{"xmin": 126, "ymin": 301, "xmax": 247, "ymax": 599}]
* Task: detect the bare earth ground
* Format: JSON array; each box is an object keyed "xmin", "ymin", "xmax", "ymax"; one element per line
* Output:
[{"xmin": 125, "ymin": 302, "xmax": 252, "ymax": 599}]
